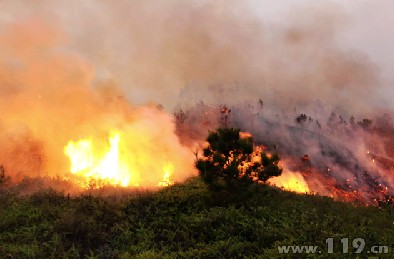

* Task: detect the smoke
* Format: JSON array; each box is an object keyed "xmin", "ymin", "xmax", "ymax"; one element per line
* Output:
[
  {"xmin": 0, "ymin": 1, "xmax": 392, "ymax": 200},
  {"xmin": 0, "ymin": 18, "xmax": 194, "ymax": 186},
  {"xmin": 0, "ymin": 0, "xmax": 384, "ymax": 112}
]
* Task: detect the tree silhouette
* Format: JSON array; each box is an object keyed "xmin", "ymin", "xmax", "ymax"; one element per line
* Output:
[
  {"xmin": 349, "ymin": 115, "xmax": 357, "ymax": 129},
  {"xmin": 174, "ymin": 109, "xmax": 188, "ymax": 125},
  {"xmin": 0, "ymin": 165, "xmax": 10, "ymax": 189},
  {"xmin": 220, "ymin": 105, "xmax": 232, "ymax": 127},
  {"xmin": 196, "ymin": 128, "xmax": 282, "ymax": 189},
  {"xmin": 358, "ymin": 118, "xmax": 373, "ymax": 131},
  {"xmin": 295, "ymin": 113, "xmax": 313, "ymax": 132}
]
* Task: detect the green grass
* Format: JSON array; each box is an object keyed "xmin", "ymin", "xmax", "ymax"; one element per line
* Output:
[{"xmin": 0, "ymin": 177, "xmax": 393, "ymax": 258}]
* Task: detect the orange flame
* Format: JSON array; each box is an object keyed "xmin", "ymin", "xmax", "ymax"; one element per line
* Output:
[
  {"xmin": 159, "ymin": 162, "xmax": 174, "ymax": 187},
  {"xmin": 64, "ymin": 130, "xmax": 176, "ymax": 188},
  {"xmin": 268, "ymin": 170, "xmax": 310, "ymax": 193}
]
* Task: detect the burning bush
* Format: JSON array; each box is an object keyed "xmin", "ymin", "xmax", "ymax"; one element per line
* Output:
[{"xmin": 196, "ymin": 128, "xmax": 282, "ymax": 189}]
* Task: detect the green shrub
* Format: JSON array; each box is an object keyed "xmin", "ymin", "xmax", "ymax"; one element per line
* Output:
[{"xmin": 196, "ymin": 128, "xmax": 282, "ymax": 189}]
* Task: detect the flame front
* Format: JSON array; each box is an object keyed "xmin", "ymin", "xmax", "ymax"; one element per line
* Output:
[
  {"xmin": 268, "ymin": 170, "xmax": 310, "ymax": 193},
  {"xmin": 64, "ymin": 130, "xmax": 174, "ymax": 188},
  {"xmin": 159, "ymin": 162, "xmax": 174, "ymax": 187}
]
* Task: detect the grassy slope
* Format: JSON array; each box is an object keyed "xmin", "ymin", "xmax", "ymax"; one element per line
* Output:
[{"xmin": 0, "ymin": 177, "xmax": 393, "ymax": 258}]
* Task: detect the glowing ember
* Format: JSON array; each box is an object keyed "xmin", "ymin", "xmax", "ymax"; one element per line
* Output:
[
  {"xmin": 268, "ymin": 170, "xmax": 310, "ymax": 193},
  {"xmin": 64, "ymin": 130, "xmax": 175, "ymax": 188}
]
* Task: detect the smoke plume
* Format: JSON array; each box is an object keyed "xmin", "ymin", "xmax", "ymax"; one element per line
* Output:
[{"xmin": 0, "ymin": 1, "xmax": 392, "ymax": 200}]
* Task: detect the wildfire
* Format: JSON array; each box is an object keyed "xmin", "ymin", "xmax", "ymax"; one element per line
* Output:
[
  {"xmin": 268, "ymin": 170, "xmax": 310, "ymax": 193},
  {"xmin": 64, "ymin": 130, "xmax": 175, "ymax": 188},
  {"xmin": 159, "ymin": 162, "xmax": 174, "ymax": 187}
]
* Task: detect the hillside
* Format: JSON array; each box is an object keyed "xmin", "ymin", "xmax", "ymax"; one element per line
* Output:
[{"xmin": 0, "ymin": 177, "xmax": 393, "ymax": 258}]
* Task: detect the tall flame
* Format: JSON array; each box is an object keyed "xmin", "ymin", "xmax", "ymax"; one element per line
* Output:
[{"xmin": 64, "ymin": 130, "xmax": 174, "ymax": 188}]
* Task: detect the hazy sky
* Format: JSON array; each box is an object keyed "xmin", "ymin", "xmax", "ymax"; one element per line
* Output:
[
  {"xmin": 0, "ymin": 0, "xmax": 392, "ymax": 109},
  {"xmin": 250, "ymin": 0, "xmax": 394, "ymax": 107},
  {"xmin": 251, "ymin": 0, "xmax": 394, "ymax": 74}
]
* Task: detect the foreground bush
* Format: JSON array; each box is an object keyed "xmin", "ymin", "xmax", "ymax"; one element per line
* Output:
[
  {"xmin": 0, "ymin": 178, "xmax": 393, "ymax": 257},
  {"xmin": 196, "ymin": 128, "xmax": 282, "ymax": 189}
]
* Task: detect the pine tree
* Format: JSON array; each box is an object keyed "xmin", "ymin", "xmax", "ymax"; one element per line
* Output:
[{"xmin": 196, "ymin": 128, "xmax": 282, "ymax": 189}]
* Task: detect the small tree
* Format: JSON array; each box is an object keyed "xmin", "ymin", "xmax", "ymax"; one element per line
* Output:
[
  {"xmin": 196, "ymin": 128, "xmax": 282, "ymax": 189},
  {"xmin": 220, "ymin": 105, "xmax": 232, "ymax": 127},
  {"xmin": 174, "ymin": 108, "xmax": 188, "ymax": 126},
  {"xmin": 0, "ymin": 165, "xmax": 10, "ymax": 188},
  {"xmin": 349, "ymin": 115, "xmax": 357, "ymax": 129},
  {"xmin": 358, "ymin": 118, "xmax": 373, "ymax": 130},
  {"xmin": 295, "ymin": 113, "xmax": 313, "ymax": 133}
]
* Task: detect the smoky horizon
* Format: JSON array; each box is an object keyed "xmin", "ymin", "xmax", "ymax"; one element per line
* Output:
[{"xmin": 0, "ymin": 1, "xmax": 392, "ymax": 204}]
